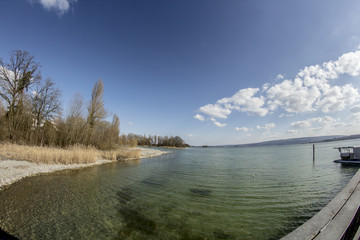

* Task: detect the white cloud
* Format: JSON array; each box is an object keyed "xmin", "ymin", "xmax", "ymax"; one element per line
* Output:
[
  {"xmin": 290, "ymin": 116, "xmax": 339, "ymax": 130},
  {"xmin": 287, "ymin": 129, "xmax": 300, "ymax": 134},
  {"xmin": 187, "ymin": 134, "xmax": 196, "ymax": 138},
  {"xmin": 234, "ymin": 127, "xmax": 249, "ymax": 132},
  {"xmin": 198, "ymin": 88, "xmax": 267, "ymax": 120},
  {"xmin": 290, "ymin": 120, "xmax": 312, "ymax": 129},
  {"xmin": 262, "ymin": 83, "xmax": 270, "ymax": 91},
  {"xmin": 266, "ymin": 78, "xmax": 322, "ymax": 112},
  {"xmin": 214, "ymin": 122, "xmax": 226, "ymax": 127},
  {"xmin": 264, "ymin": 123, "xmax": 275, "ymax": 130},
  {"xmin": 351, "ymin": 104, "xmax": 360, "ymax": 113},
  {"xmin": 266, "ymin": 50, "xmax": 360, "ymax": 114},
  {"xmin": 193, "ymin": 114, "xmax": 205, "ymax": 121},
  {"xmin": 30, "ymin": 0, "xmax": 77, "ymax": 15},
  {"xmin": 256, "ymin": 123, "xmax": 275, "ymax": 131},
  {"xmin": 287, "ymin": 115, "xmax": 349, "ymax": 137},
  {"xmin": 217, "ymin": 88, "xmax": 268, "ymax": 116},
  {"xmin": 194, "ymin": 49, "xmax": 360, "ymax": 131},
  {"xmin": 278, "ymin": 113, "xmax": 294, "ymax": 118},
  {"xmin": 199, "ymin": 104, "xmax": 231, "ymax": 119},
  {"xmin": 315, "ymin": 84, "xmax": 358, "ymax": 112},
  {"xmin": 128, "ymin": 122, "xmax": 133, "ymax": 126},
  {"xmin": 210, "ymin": 117, "xmax": 227, "ymax": 127},
  {"xmin": 276, "ymin": 74, "xmax": 285, "ymax": 80},
  {"xmin": 329, "ymin": 50, "xmax": 360, "ymax": 77}
]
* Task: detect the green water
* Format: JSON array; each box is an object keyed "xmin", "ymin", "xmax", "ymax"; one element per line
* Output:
[{"xmin": 0, "ymin": 140, "xmax": 359, "ymax": 240}]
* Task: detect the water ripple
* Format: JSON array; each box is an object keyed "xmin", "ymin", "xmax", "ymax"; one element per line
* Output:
[{"xmin": 0, "ymin": 142, "xmax": 359, "ymax": 240}]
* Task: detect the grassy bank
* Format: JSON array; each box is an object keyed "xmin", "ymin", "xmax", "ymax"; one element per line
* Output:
[{"xmin": 0, "ymin": 143, "xmax": 140, "ymax": 165}]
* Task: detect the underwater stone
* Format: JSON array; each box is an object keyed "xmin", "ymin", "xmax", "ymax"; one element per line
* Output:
[{"xmin": 118, "ymin": 206, "xmax": 157, "ymax": 235}]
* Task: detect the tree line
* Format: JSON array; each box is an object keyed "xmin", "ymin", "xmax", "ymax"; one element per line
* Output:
[
  {"xmin": 120, "ymin": 134, "xmax": 188, "ymax": 148},
  {"xmin": 0, "ymin": 50, "xmax": 187, "ymax": 150}
]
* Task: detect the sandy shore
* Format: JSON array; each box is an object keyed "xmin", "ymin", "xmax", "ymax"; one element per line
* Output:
[
  {"xmin": 0, "ymin": 147, "xmax": 168, "ymax": 189},
  {"xmin": 136, "ymin": 147, "xmax": 169, "ymax": 158}
]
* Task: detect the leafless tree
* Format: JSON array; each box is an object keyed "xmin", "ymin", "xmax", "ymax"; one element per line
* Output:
[
  {"xmin": 68, "ymin": 93, "xmax": 84, "ymax": 120},
  {"xmin": 87, "ymin": 79, "xmax": 106, "ymax": 127},
  {"xmin": 31, "ymin": 78, "xmax": 62, "ymax": 145},
  {"xmin": 0, "ymin": 100, "xmax": 7, "ymax": 140},
  {"xmin": 63, "ymin": 93, "xmax": 86, "ymax": 145},
  {"xmin": 0, "ymin": 50, "xmax": 41, "ymax": 140}
]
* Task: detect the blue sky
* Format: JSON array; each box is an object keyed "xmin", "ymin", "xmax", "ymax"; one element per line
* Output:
[{"xmin": 2, "ymin": 0, "xmax": 360, "ymax": 146}]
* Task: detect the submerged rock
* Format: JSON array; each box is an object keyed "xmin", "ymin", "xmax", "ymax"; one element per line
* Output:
[{"xmin": 118, "ymin": 206, "xmax": 157, "ymax": 236}]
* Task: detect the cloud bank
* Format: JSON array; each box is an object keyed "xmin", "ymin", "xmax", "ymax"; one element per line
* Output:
[
  {"xmin": 194, "ymin": 50, "xmax": 360, "ymax": 127},
  {"xmin": 288, "ymin": 116, "xmax": 347, "ymax": 136}
]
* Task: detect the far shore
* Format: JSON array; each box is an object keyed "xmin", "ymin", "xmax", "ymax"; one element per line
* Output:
[
  {"xmin": 139, "ymin": 145, "xmax": 188, "ymax": 149},
  {"xmin": 0, "ymin": 147, "xmax": 168, "ymax": 189}
]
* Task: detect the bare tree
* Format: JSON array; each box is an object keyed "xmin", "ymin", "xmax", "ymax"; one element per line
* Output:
[
  {"xmin": 31, "ymin": 78, "xmax": 62, "ymax": 145},
  {"xmin": 0, "ymin": 50, "xmax": 41, "ymax": 140},
  {"xmin": 68, "ymin": 93, "xmax": 84, "ymax": 120},
  {"xmin": 87, "ymin": 79, "xmax": 106, "ymax": 127},
  {"xmin": 108, "ymin": 114, "xmax": 120, "ymax": 147},
  {"xmin": 63, "ymin": 93, "xmax": 86, "ymax": 145},
  {"xmin": 0, "ymin": 100, "xmax": 7, "ymax": 141}
]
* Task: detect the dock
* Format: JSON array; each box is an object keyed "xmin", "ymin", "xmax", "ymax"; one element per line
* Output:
[{"xmin": 281, "ymin": 169, "xmax": 360, "ymax": 240}]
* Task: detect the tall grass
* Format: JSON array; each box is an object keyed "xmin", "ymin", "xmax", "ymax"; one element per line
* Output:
[
  {"xmin": 100, "ymin": 148, "xmax": 140, "ymax": 161},
  {"xmin": 0, "ymin": 143, "xmax": 140, "ymax": 164}
]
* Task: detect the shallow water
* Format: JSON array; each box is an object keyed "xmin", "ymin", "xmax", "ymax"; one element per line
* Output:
[{"xmin": 0, "ymin": 140, "xmax": 359, "ymax": 240}]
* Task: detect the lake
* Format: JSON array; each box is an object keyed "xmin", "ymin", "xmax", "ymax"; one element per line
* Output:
[{"xmin": 0, "ymin": 140, "xmax": 359, "ymax": 240}]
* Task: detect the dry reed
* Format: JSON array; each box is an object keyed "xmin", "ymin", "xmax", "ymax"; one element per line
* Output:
[
  {"xmin": 0, "ymin": 143, "xmax": 141, "ymax": 164},
  {"xmin": 0, "ymin": 143, "xmax": 99, "ymax": 164},
  {"xmin": 100, "ymin": 148, "xmax": 140, "ymax": 161}
]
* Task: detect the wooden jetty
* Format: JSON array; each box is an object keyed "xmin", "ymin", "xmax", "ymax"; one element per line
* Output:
[{"xmin": 281, "ymin": 169, "xmax": 360, "ymax": 240}]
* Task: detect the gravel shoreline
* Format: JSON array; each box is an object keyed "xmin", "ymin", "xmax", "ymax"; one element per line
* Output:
[{"xmin": 0, "ymin": 147, "xmax": 168, "ymax": 189}]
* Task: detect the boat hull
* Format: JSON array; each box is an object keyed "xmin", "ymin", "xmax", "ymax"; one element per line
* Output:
[{"xmin": 334, "ymin": 159, "xmax": 360, "ymax": 165}]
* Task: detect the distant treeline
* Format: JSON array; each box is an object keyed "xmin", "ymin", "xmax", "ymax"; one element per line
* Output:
[
  {"xmin": 119, "ymin": 134, "xmax": 188, "ymax": 148},
  {"xmin": 0, "ymin": 50, "xmax": 187, "ymax": 150}
]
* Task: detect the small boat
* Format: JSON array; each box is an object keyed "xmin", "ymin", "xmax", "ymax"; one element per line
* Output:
[{"xmin": 334, "ymin": 146, "xmax": 360, "ymax": 165}]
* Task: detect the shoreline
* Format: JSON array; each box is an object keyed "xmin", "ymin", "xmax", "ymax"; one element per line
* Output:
[{"xmin": 0, "ymin": 147, "xmax": 168, "ymax": 190}]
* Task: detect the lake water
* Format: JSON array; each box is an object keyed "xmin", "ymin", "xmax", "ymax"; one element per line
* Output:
[{"xmin": 0, "ymin": 140, "xmax": 359, "ymax": 240}]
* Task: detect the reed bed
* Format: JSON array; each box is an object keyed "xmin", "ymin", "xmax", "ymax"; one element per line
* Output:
[
  {"xmin": 0, "ymin": 143, "xmax": 141, "ymax": 164},
  {"xmin": 100, "ymin": 148, "xmax": 141, "ymax": 161}
]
